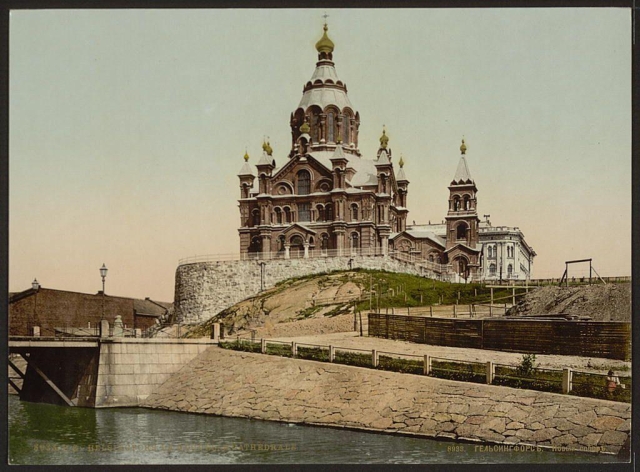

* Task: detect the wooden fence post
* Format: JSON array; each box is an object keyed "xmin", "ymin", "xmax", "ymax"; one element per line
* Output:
[
  {"xmin": 372, "ymin": 349, "xmax": 379, "ymax": 367},
  {"xmin": 486, "ymin": 361, "xmax": 495, "ymax": 384},
  {"xmin": 562, "ymin": 368, "xmax": 572, "ymax": 394},
  {"xmin": 423, "ymin": 355, "xmax": 432, "ymax": 375},
  {"xmin": 469, "ymin": 304, "xmax": 473, "ymax": 317},
  {"xmin": 489, "ymin": 304, "xmax": 493, "ymax": 317},
  {"xmin": 430, "ymin": 306, "xmax": 433, "ymax": 317},
  {"xmin": 512, "ymin": 287, "xmax": 516, "ymax": 305},
  {"xmin": 453, "ymin": 305, "xmax": 457, "ymax": 318},
  {"xmin": 292, "ymin": 342, "xmax": 297, "ymax": 358},
  {"xmin": 329, "ymin": 345, "xmax": 335, "ymax": 362},
  {"xmin": 261, "ymin": 338, "xmax": 266, "ymax": 354}
]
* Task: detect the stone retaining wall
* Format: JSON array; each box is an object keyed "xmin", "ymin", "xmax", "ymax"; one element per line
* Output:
[
  {"xmin": 95, "ymin": 338, "xmax": 214, "ymax": 408},
  {"xmin": 174, "ymin": 256, "xmax": 438, "ymax": 324},
  {"xmin": 143, "ymin": 348, "xmax": 631, "ymax": 455}
]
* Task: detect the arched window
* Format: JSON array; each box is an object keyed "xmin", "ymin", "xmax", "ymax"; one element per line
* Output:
[
  {"xmin": 351, "ymin": 233, "xmax": 359, "ymax": 249},
  {"xmin": 298, "ymin": 203, "xmax": 311, "ymax": 222},
  {"xmin": 316, "ymin": 204, "xmax": 325, "ymax": 222},
  {"xmin": 487, "ymin": 246, "xmax": 493, "ymax": 258},
  {"xmin": 252, "ymin": 209, "xmax": 260, "ymax": 227},
  {"xmin": 297, "ymin": 170, "xmax": 311, "ymax": 195},
  {"xmin": 249, "ymin": 236, "xmax": 262, "ymax": 254},
  {"xmin": 277, "ymin": 235, "xmax": 285, "ymax": 252},
  {"xmin": 428, "ymin": 254, "xmax": 435, "ymax": 263},
  {"xmin": 327, "ymin": 112, "xmax": 335, "ymax": 143},
  {"xmin": 456, "ymin": 223, "xmax": 467, "ymax": 240},
  {"xmin": 463, "ymin": 195, "xmax": 470, "ymax": 210},
  {"xmin": 310, "ymin": 113, "xmax": 319, "ymax": 143},
  {"xmin": 274, "ymin": 207, "xmax": 282, "ymax": 224},
  {"xmin": 343, "ymin": 115, "xmax": 350, "ymax": 144},
  {"xmin": 508, "ymin": 264, "xmax": 513, "ymax": 276},
  {"xmin": 325, "ymin": 203, "xmax": 333, "ymax": 221},
  {"xmin": 351, "ymin": 203, "xmax": 358, "ymax": 221},
  {"xmin": 321, "ymin": 233, "xmax": 330, "ymax": 254},
  {"xmin": 453, "ymin": 196, "xmax": 461, "ymax": 211},
  {"xmin": 284, "ymin": 207, "xmax": 292, "ymax": 223},
  {"xmin": 489, "ymin": 263, "xmax": 496, "ymax": 275}
]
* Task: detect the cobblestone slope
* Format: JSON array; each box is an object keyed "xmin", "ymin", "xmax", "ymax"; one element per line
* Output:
[{"xmin": 143, "ymin": 348, "xmax": 630, "ymax": 456}]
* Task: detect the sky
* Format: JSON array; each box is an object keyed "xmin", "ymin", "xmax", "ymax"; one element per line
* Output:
[{"xmin": 9, "ymin": 8, "xmax": 631, "ymax": 302}]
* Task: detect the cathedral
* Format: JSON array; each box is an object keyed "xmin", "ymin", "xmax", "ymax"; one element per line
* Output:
[{"xmin": 237, "ymin": 23, "xmax": 535, "ymax": 281}]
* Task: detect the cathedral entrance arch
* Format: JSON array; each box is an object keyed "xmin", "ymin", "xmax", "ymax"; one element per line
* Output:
[
  {"xmin": 248, "ymin": 236, "xmax": 262, "ymax": 259},
  {"xmin": 289, "ymin": 235, "xmax": 305, "ymax": 259},
  {"xmin": 453, "ymin": 256, "xmax": 470, "ymax": 279}
]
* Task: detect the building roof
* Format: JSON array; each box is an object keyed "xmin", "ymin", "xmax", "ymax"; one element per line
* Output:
[{"xmin": 452, "ymin": 154, "xmax": 473, "ymax": 184}]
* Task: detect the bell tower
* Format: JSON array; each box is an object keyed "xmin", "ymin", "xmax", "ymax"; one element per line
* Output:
[{"xmin": 445, "ymin": 139, "xmax": 481, "ymax": 278}]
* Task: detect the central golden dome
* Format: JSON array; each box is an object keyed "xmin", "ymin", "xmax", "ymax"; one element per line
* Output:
[{"xmin": 315, "ymin": 24, "xmax": 334, "ymax": 55}]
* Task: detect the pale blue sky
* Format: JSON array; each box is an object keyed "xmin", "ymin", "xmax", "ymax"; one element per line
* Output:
[{"xmin": 9, "ymin": 8, "xmax": 631, "ymax": 301}]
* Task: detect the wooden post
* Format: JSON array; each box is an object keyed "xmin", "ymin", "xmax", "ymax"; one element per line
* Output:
[
  {"xmin": 407, "ymin": 306, "xmax": 410, "ymax": 316},
  {"xmin": 562, "ymin": 368, "xmax": 572, "ymax": 394},
  {"xmin": 453, "ymin": 305, "xmax": 457, "ymax": 318},
  {"xmin": 423, "ymin": 355, "xmax": 432, "ymax": 375},
  {"xmin": 469, "ymin": 304, "xmax": 473, "ymax": 318},
  {"xmin": 292, "ymin": 342, "xmax": 297, "ymax": 358},
  {"xmin": 489, "ymin": 304, "xmax": 493, "ymax": 317},
  {"xmin": 512, "ymin": 287, "xmax": 516, "ymax": 305},
  {"xmin": 430, "ymin": 306, "xmax": 433, "ymax": 317},
  {"xmin": 261, "ymin": 338, "xmax": 266, "ymax": 354},
  {"xmin": 490, "ymin": 287, "xmax": 494, "ymax": 306},
  {"xmin": 486, "ymin": 361, "xmax": 495, "ymax": 384},
  {"xmin": 329, "ymin": 345, "xmax": 335, "ymax": 362},
  {"xmin": 372, "ymin": 349, "xmax": 378, "ymax": 367}
]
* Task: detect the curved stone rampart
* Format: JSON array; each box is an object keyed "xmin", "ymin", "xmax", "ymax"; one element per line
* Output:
[
  {"xmin": 174, "ymin": 256, "xmax": 438, "ymax": 324},
  {"xmin": 144, "ymin": 348, "xmax": 630, "ymax": 455}
]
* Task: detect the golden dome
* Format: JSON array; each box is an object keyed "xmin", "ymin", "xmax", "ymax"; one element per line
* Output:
[
  {"xmin": 300, "ymin": 121, "xmax": 311, "ymax": 134},
  {"xmin": 460, "ymin": 138, "xmax": 467, "ymax": 155},
  {"xmin": 262, "ymin": 139, "xmax": 273, "ymax": 156},
  {"xmin": 315, "ymin": 24, "xmax": 335, "ymax": 55},
  {"xmin": 380, "ymin": 126, "xmax": 389, "ymax": 149},
  {"xmin": 243, "ymin": 150, "xmax": 249, "ymax": 162},
  {"xmin": 399, "ymin": 155, "xmax": 405, "ymax": 168}
]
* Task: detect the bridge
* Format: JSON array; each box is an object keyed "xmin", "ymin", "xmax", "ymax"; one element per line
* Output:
[{"xmin": 9, "ymin": 333, "xmax": 217, "ymax": 408}]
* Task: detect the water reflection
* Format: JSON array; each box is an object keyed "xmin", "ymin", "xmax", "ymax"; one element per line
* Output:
[{"xmin": 8, "ymin": 396, "xmax": 622, "ymax": 465}]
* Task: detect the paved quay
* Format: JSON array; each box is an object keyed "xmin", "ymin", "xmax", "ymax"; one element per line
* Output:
[
  {"xmin": 265, "ymin": 331, "xmax": 631, "ymax": 375},
  {"xmin": 143, "ymin": 348, "xmax": 630, "ymax": 455}
]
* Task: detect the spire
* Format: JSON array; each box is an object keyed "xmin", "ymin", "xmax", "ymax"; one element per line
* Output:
[
  {"xmin": 379, "ymin": 125, "xmax": 389, "ymax": 149},
  {"xmin": 315, "ymin": 22, "xmax": 335, "ymax": 58},
  {"xmin": 238, "ymin": 150, "xmax": 255, "ymax": 177},
  {"xmin": 453, "ymin": 140, "xmax": 473, "ymax": 184},
  {"xmin": 396, "ymin": 155, "xmax": 408, "ymax": 182}
]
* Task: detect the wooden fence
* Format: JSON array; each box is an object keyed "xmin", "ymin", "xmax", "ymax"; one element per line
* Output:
[{"xmin": 368, "ymin": 313, "xmax": 631, "ymax": 361}]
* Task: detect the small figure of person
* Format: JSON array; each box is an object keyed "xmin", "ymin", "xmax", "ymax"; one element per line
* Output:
[{"xmin": 606, "ymin": 369, "xmax": 625, "ymax": 397}]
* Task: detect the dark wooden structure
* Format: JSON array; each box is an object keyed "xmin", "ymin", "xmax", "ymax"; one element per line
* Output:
[{"xmin": 368, "ymin": 313, "xmax": 631, "ymax": 360}]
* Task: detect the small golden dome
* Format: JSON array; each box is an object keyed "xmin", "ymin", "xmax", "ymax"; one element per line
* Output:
[
  {"xmin": 243, "ymin": 150, "xmax": 249, "ymax": 162},
  {"xmin": 399, "ymin": 155, "xmax": 405, "ymax": 168},
  {"xmin": 380, "ymin": 126, "xmax": 389, "ymax": 149},
  {"xmin": 300, "ymin": 121, "xmax": 310, "ymax": 134},
  {"xmin": 315, "ymin": 24, "xmax": 335, "ymax": 55},
  {"xmin": 460, "ymin": 138, "xmax": 467, "ymax": 155},
  {"xmin": 262, "ymin": 139, "xmax": 273, "ymax": 156}
]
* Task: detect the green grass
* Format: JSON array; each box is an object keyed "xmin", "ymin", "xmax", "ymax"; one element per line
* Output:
[
  {"xmin": 265, "ymin": 343, "xmax": 293, "ymax": 357},
  {"xmin": 570, "ymin": 372, "xmax": 632, "ymax": 403},
  {"xmin": 334, "ymin": 350, "xmax": 372, "ymax": 368},
  {"xmin": 297, "ymin": 346, "xmax": 330, "ymax": 362},
  {"xmin": 493, "ymin": 365, "xmax": 563, "ymax": 393},
  {"xmin": 431, "ymin": 360, "xmax": 486, "ymax": 384},
  {"xmin": 378, "ymin": 355, "xmax": 423, "ymax": 374},
  {"xmin": 219, "ymin": 340, "xmax": 261, "ymax": 353}
]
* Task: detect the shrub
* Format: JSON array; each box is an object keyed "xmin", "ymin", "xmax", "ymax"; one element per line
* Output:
[
  {"xmin": 265, "ymin": 343, "xmax": 293, "ymax": 357},
  {"xmin": 431, "ymin": 360, "xmax": 485, "ymax": 384},
  {"xmin": 297, "ymin": 346, "xmax": 330, "ymax": 362},
  {"xmin": 378, "ymin": 355, "xmax": 423, "ymax": 374},
  {"xmin": 334, "ymin": 351, "xmax": 372, "ymax": 368}
]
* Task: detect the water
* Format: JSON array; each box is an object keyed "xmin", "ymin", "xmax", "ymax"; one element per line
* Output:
[{"xmin": 8, "ymin": 395, "xmax": 622, "ymax": 465}]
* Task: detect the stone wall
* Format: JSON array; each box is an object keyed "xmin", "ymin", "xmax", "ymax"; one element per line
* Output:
[
  {"xmin": 94, "ymin": 338, "xmax": 215, "ymax": 408},
  {"xmin": 174, "ymin": 256, "xmax": 437, "ymax": 324},
  {"xmin": 144, "ymin": 348, "xmax": 631, "ymax": 455}
]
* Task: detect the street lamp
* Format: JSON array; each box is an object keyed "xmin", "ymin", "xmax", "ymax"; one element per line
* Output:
[
  {"xmin": 100, "ymin": 264, "xmax": 108, "ymax": 321},
  {"xmin": 31, "ymin": 278, "xmax": 40, "ymax": 336}
]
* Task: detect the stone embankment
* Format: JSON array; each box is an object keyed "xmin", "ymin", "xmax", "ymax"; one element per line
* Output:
[
  {"xmin": 144, "ymin": 348, "xmax": 630, "ymax": 455},
  {"xmin": 174, "ymin": 256, "xmax": 438, "ymax": 324}
]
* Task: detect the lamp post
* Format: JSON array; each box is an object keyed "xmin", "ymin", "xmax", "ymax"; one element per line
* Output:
[
  {"xmin": 31, "ymin": 278, "xmax": 40, "ymax": 336},
  {"xmin": 100, "ymin": 264, "xmax": 108, "ymax": 321}
]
